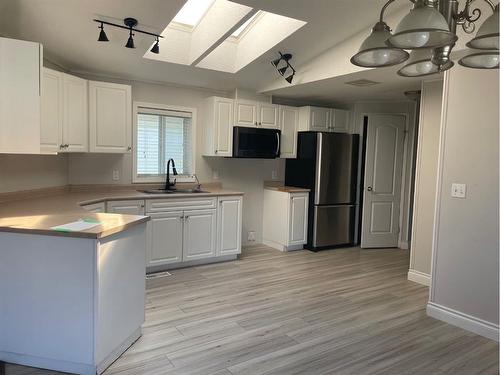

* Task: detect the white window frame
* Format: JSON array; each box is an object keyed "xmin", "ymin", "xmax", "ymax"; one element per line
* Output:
[{"xmin": 133, "ymin": 101, "xmax": 197, "ymax": 184}]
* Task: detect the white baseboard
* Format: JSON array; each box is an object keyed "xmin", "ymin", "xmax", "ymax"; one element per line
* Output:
[
  {"xmin": 262, "ymin": 239, "xmax": 304, "ymax": 252},
  {"xmin": 398, "ymin": 240, "xmax": 409, "ymax": 250},
  {"xmin": 407, "ymin": 269, "xmax": 431, "ymax": 286},
  {"xmin": 427, "ymin": 302, "xmax": 499, "ymax": 341}
]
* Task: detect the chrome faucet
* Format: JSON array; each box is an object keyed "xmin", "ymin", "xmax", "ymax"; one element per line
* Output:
[{"xmin": 165, "ymin": 158, "xmax": 178, "ymax": 190}]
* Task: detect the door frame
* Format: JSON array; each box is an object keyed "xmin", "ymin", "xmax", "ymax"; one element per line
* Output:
[{"xmin": 358, "ymin": 111, "xmax": 414, "ymax": 249}]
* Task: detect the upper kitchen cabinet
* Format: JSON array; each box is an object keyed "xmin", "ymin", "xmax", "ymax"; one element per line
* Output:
[
  {"xmin": 89, "ymin": 81, "xmax": 132, "ymax": 153},
  {"xmin": 41, "ymin": 68, "xmax": 88, "ymax": 153},
  {"xmin": 279, "ymin": 105, "xmax": 299, "ymax": 159},
  {"xmin": 331, "ymin": 109, "xmax": 350, "ymax": 133},
  {"xmin": 298, "ymin": 106, "xmax": 330, "ymax": 132},
  {"xmin": 204, "ymin": 97, "xmax": 234, "ymax": 157},
  {"xmin": 0, "ymin": 37, "xmax": 42, "ymax": 154},
  {"xmin": 235, "ymin": 100, "xmax": 280, "ymax": 129}
]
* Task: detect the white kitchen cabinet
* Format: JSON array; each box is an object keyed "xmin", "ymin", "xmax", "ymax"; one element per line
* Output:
[
  {"xmin": 217, "ymin": 196, "xmax": 242, "ymax": 256},
  {"xmin": 203, "ymin": 97, "xmax": 233, "ymax": 157},
  {"xmin": 81, "ymin": 202, "xmax": 106, "ymax": 213},
  {"xmin": 0, "ymin": 37, "xmax": 42, "ymax": 154},
  {"xmin": 299, "ymin": 106, "xmax": 331, "ymax": 132},
  {"xmin": 331, "ymin": 109, "xmax": 350, "ymax": 133},
  {"xmin": 89, "ymin": 81, "xmax": 132, "ymax": 153},
  {"xmin": 107, "ymin": 200, "xmax": 145, "ymax": 215},
  {"xmin": 234, "ymin": 100, "xmax": 258, "ymax": 127},
  {"xmin": 263, "ymin": 189, "xmax": 309, "ymax": 251},
  {"xmin": 183, "ymin": 209, "xmax": 217, "ymax": 261},
  {"xmin": 147, "ymin": 211, "xmax": 184, "ymax": 266},
  {"xmin": 41, "ymin": 68, "xmax": 88, "ymax": 153},
  {"xmin": 279, "ymin": 106, "xmax": 299, "ymax": 159},
  {"xmin": 259, "ymin": 103, "xmax": 280, "ymax": 129}
]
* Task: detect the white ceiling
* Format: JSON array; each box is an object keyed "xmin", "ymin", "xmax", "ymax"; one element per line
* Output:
[{"xmin": 0, "ymin": 0, "xmax": 424, "ymax": 104}]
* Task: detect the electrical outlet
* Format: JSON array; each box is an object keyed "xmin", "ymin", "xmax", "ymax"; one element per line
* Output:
[
  {"xmin": 247, "ymin": 231, "xmax": 256, "ymax": 242},
  {"xmin": 112, "ymin": 170, "xmax": 120, "ymax": 181},
  {"xmin": 451, "ymin": 183, "xmax": 466, "ymax": 198},
  {"xmin": 271, "ymin": 170, "xmax": 278, "ymax": 180}
]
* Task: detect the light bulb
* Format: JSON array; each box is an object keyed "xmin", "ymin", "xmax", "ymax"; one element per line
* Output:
[{"xmin": 415, "ymin": 60, "xmax": 435, "ymax": 74}]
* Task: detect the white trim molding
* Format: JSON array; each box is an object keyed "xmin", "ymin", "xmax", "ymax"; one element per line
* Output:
[
  {"xmin": 427, "ymin": 302, "xmax": 499, "ymax": 342},
  {"xmin": 398, "ymin": 240, "xmax": 409, "ymax": 250},
  {"xmin": 407, "ymin": 269, "xmax": 431, "ymax": 286}
]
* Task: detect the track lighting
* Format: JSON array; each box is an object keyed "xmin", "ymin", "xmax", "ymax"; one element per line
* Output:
[
  {"xmin": 271, "ymin": 52, "xmax": 296, "ymax": 84},
  {"xmin": 93, "ymin": 17, "xmax": 163, "ymax": 52}
]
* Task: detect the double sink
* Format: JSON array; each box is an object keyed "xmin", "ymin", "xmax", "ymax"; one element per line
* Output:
[{"xmin": 140, "ymin": 188, "xmax": 208, "ymax": 195}]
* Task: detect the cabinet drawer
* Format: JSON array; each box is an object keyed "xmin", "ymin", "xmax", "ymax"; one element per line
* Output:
[
  {"xmin": 107, "ymin": 199, "xmax": 145, "ymax": 215},
  {"xmin": 146, "ymin": 197, "xmax": 217, "ymax": 213}
]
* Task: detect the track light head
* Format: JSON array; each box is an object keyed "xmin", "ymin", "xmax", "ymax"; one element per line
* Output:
[
  {"xmin": 285, "ymin": 73, "xmax": 294, "ymax": 84},
  {"xmin": 150, "ymin": 38, "xmax": 160, "ymax": 54},
  {"xmin": 271, "ymin": 56, "xmax": 282, "ymax": 68},
  {"xmin": 278, "ymin": 66, "xmax": 288, "ymax": 76},
  {"xmin": 125, "ymin": 32, "xmax": 135, "ymax": 49},
  {"xmin": 98, "ymin": 23, "xmax": 109, "ymax": 42}
]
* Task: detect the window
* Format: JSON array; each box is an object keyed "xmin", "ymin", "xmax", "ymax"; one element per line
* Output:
[{"xmin": 134, "ymin": 103, "xmax": 195, "ymax": 183}]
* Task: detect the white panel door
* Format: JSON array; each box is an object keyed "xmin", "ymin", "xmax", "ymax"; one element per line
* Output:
[
  {"xmin": 280, "ymin": 106, "xmax": 299, "ymax": 158},
  {"xmin": 147, "ymin": 212, "xmax": 184, "ymax": 266},
  {"xmin": 289, "ymin": 193, "xmax": 308, "ymax": 245},
  {"xmin": 41, "ymin": 68, "xmax": 63, "ymax": 153},
  {"xmin": 63, "ymin": 74, "xmax": 88, "ymax": 152},
  {"xmin": 89, "ymin": 81, "xmax": 132, "ymax": 153},
  {"xmin": 183, "ymin": 209, "xmax": 217, "ymax": 261},
  {"xmin": 217, "ymin": 197, "xmax": 242, "ymax": 256},
  {"xmin": 0, "ymin": 37, "xmax": 41, "ymax": 154},
  {"xmin": 310, "ymin": 107, "xmax": 331, "ymax": 131},
  {"xmin": 235, "ymin": 100, "xmax": 258, "ymax": 127},
  {"xmin": 331, "ymin": 109, "xmax": 350, "ymax": 133},
  {"xmin": 361, "ymin": 114, "xmax": 406, "ymax": 248},
  {"xmin": 214, "ymin": 98, "xmax": 233, "ymax": 156},
  {"xmin": 259, "ymin": 103, "xmax": 280, "ymax": 129},
  {"xmin": 107, "ymin": 200, "xmax": 145, "ymax": 215}
]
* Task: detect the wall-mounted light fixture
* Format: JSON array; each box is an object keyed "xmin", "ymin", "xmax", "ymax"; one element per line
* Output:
[
  {"xmin": 93, "ymin": 17, "xmax": 163, "ymax": 54},
  {"xmin": 271, "ymin": 52, "xmax": 296, "ymax": 84}
]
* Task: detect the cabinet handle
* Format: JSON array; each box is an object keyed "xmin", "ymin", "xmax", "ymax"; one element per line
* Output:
[
  {"xmin": 127, "ymin": 146, "xmax": 132, "ymax": 151},
  {"xmin": 259, "ymin": 122, "xmax": 262, "ymax": 126},
  {"xmin": 215, "ymin": 149, "xmax": 218, "ymax": 154},
  {"xmin": 254, "ymin": 121, "xmax": 258, "ymax": 126}
]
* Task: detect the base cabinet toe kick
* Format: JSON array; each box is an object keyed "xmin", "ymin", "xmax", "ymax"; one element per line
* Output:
[{"xmin": 0, "ymin": 223, "xmax": 148, "ymax": 375}]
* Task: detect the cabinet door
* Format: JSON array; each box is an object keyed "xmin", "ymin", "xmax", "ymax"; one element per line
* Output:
[
  {"xmin": 0, "ymin": 38, "xmax": 41, "ymax": 154},
  {"xmin": 62, "ymin": 74, "xmax": 88, "ymax": 152},
  {"xmin": 310, "ymin": 107, "xmax": 331, "ymax": 131},
  {"xmin": 259, "ymin": 103, "xmax": 280, "ymax": 129},
  {"xmin": 183, "ymin": 209, "xmax": 217, "ymax": 261},
  {"xmin": 279, "ymin": 106, "xmax": 299, "ymax": 159},
  {"xmin": 217, "ymin": 197, "xmax": 242, "ymax": 256},
  {"xmin": 289, "ymin": 193, "xmax": 308, "ymax": 245},
  {"xmin": 41, "ymin": 68, "xmax": 63, "ymax": 153},
  {"xmin": 147, "ymin": 211, "xmax": 184, "ymax": 266},
  {"xmin": 107, "ymin": 200, "xmax": 145, "ymax": 215},
  {"xmin": 81, "ymin": 202, "xmax": 106, "ymax": 213},
  {"xmin": 214, "ymin": 98, "xmax": 233, "ymax": 156},
  {"xmin": 331, "ymin": 109, "xmax": 350, "ymax": 133},
  {"xmin": 89, "ymin": 81, "xmax": 132, "ymax": 153},
  {"xmin": 234, "ymin": 100, "xmax": 258, "ymax": 127}
]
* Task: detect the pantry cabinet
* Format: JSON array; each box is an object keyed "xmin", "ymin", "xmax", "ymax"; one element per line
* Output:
[
  {"xmin": 89, "ymin": 81, "xmax": 132, "ymax": 153},
  {"xmin": 279, "ymin": 106, "xmax": 299, "ymax": 159},
  {"xmin": 0, "ymin": 37, "xmax": 42, "ymax": 154},
  {"xmin": 203, "ymin": 97, "xmax": 234, "ymax": 157}
]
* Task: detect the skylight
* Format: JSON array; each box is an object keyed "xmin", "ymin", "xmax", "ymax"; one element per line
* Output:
[
  {"xmin": 172, "ymin": 0, "xmax": 214, "ymax": 27},
  {"xmin": 231, "ymin": 12, "xmax": 259, "ymax": 38}
]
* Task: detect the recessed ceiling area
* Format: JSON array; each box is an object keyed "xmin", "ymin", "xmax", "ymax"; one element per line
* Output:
[{"xmin": 144, "ymin": 0, "xmax": 307, "ymax": 73}]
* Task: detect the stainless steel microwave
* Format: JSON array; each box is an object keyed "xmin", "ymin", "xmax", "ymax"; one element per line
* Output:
[{"xmin": 232, "ymin": 126, "xmax": 281, "ymax": 159}]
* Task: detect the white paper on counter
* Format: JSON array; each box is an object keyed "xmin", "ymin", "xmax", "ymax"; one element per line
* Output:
[{"xmin": 51, "ymin": 219, "xmax": 101, "ymax": 232}]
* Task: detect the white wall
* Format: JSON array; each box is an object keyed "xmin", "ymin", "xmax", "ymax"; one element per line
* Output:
[
  {"xmin": 67, "ymin": 77, "xmax": 284, "ymax": 244},
  {"xmin": 427, "ymin": 66, "xmax": 499, "ymax": 340},
  {"xmin": 352, "ymin": 101, "xmax": 418, "ymax": 248},
  {"xmin": 408, "ymin": 80, "xmax": 443, "ymax": 285},
  {"xmin": 0, "ymin": 154, "xmax": 68, "ymax": 193}
]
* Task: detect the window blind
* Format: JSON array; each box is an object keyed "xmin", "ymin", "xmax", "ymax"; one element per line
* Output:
[{"xmin": 136, "ymin": 107, "xmax": 193, "ymax": 178}]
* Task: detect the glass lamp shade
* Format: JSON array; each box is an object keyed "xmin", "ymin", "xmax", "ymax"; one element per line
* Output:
[
  {"xmin": 387, "ymin": 0, "xmax": 457, "ymax": 49},
  {"xmin": 398, "ymin": 49, "xmax": 454, "ymax": 77},
  {"xmin": 351, "ymin": 22, "xmax": 409, "ymax": 67},
  {"xmin": 466, "ymin": 5, "xmax": 499, "ymax": 50},
  {"xmin": 458, "ymin": 51, "xmax": 499, "ymax": 69}
]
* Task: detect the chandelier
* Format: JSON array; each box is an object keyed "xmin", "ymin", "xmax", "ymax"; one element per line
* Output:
[{"xmin": 351, "ymin": 0, "xmax": 499, "ymax": 77}]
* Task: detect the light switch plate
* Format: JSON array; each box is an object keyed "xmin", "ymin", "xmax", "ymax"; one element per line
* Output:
[
  {"xmin": 112, "ymin": 170, "xmax": 120, "ymax": 181},
  {"xmin": 451, "ymin": 183, "xmax": 466, "ymax": 198}
]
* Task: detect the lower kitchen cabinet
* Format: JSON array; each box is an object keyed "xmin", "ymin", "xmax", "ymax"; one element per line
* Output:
[
  {"xmin": 183, "ymin": 209, "xmax": 217, "ymax": 261},
  {"xmin": 107, "ymin": 200, "xmax": 145, "ymax": 215},
  {"xmin": 263, "ymin": 189, "xmax": 309, "ymax": 251},
  {"xmin": 147, "ymin": 212, "xmax": 184, "ymax": 266},
  {"xmin": 218, "ymin": 196, "xmax": 242, "ymax": 256},
  {"xmin": 81, "ymin": 202, "xmax": 106, "ymax": 213}
]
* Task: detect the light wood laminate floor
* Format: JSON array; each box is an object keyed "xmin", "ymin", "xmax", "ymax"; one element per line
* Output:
[{"xmin": 5, "ymin": 245, "xmax": 499, "ymax": 375}]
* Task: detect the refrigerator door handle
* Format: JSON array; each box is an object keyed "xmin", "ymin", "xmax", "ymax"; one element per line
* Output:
[{"xmin": 275, "ymin": 132, "xmax": 280, "ymax": 157}]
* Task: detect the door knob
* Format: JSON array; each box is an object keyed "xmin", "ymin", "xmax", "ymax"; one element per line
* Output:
[{"xmin": 367, "ymin": 186, "xmax": 373, "ymax": 192}]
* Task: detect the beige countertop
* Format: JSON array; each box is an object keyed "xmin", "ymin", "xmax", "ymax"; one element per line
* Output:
[
  {"xmin": 264, "ymin": 186, "xmax": 311, "ymax": 193},
  {"xmin": 0, "ymin": 187, "xmax": 244, "ymax": 239}
]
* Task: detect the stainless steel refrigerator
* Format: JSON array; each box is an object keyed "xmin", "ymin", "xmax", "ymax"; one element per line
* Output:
[{"xmin": 285, "ymin": 132, "xmax": 359, "ymax": 250}]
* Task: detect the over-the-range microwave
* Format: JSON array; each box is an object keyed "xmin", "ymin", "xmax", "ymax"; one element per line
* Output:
[{"xmin": 232, "ymin": 126, "xmax": 281, "ymax": 159}]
